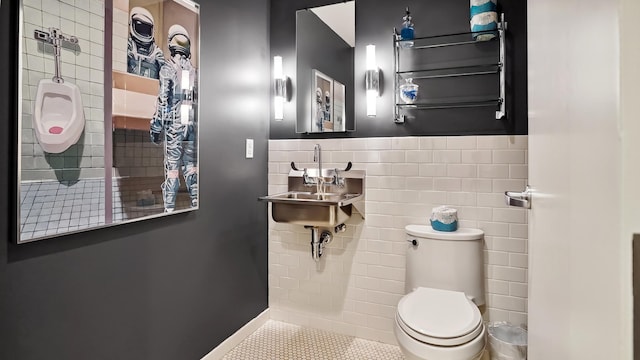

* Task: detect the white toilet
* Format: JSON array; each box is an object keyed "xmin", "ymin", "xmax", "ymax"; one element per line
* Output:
[
  {"xmin": 33, "ymin": 79, "xmax": 85, "ymax": 153},
  {"xmin": 394, "ymin": 225, "xmax": 486, "ymax": 360}
]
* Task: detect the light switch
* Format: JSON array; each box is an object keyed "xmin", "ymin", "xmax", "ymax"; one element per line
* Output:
[{"xmin": 245, "ymin": 139, "xmax": 254, "ymax": 158}]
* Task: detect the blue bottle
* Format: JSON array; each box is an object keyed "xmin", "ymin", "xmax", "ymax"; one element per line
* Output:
[{"xmin": 400, "ymin": 7, "xmax": 414, "ymax": 47}]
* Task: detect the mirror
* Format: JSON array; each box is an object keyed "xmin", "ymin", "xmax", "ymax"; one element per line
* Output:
[{"xmin": 296, "ymin": 1, "xmax": 355, "ymax": 133}]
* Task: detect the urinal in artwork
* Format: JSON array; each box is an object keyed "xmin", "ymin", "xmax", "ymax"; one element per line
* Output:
[
  {"xmin": 33, "ymin": 28, "xmax": 85, "ymax": 154},
  {"xmin": 33, "ymin": 79, "xmax": 85, "ymax": 153}
]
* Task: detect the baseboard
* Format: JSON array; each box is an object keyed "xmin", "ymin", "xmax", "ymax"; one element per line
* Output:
[{"xmin": 201, "ymin": 308, "xmax": 270, "ymax": 360}]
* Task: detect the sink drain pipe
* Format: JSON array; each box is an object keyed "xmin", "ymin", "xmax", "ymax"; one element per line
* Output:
[{"xmin": 310, "ymin": 227, "xmax": 332, "ymax": 262}]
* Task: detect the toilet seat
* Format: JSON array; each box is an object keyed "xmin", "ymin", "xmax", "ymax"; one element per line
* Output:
[{"xmin": 397, "ymin": 287, "xmax": 483, "ymax": 347}]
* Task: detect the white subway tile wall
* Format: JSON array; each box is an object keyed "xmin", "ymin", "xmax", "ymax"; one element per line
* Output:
[
  {"xmin": 268, "ymin": 136, "xmax": 528, "ymax": 345},
  {"xmin": 21, "ymin": 0, "xmax": 105, "ymax": 181}
]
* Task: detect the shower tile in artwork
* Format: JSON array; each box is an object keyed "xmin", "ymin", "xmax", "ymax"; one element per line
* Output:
[
  {"xmin": 19, "ymin": 176, "xmax": 193, "ymax": 241},
  {"xmin": 112, "ymin": 177, "xmax": 191, "ymax": 221},
  {"xmin": 20, "ymin": 178, "xmax": 105, "ymax": 241}
]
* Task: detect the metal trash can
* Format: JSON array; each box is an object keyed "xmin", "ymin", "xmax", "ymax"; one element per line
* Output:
[{"xmin": 487, "ymin": 322, "xmax": 527, "ymax": 360}]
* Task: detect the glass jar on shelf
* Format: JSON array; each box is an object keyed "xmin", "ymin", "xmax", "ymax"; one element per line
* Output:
[{"xmin": 399, "ymin": 78, "xmax": 419, "ymax": 104}]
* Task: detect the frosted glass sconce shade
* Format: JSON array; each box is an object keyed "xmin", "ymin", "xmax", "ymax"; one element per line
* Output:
[
  {"xmin": 365, "ymin": 44, "xmax": 379, "ymax": 117},
  {"xmin": 273, "ymin": 56, "xmax": 289, "ymax": 120}
]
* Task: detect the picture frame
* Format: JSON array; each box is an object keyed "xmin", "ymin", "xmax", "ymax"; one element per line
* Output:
[
  {"xmin": 311, "ymin": 69, "xmax": 334, "ymax": 132},
  {"xmin": 17, "ymin": 0, "xmax": 201, "ymax": 243}
]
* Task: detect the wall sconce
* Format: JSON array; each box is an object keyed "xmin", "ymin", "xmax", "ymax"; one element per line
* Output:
[
  {"xmin": 273, "ymin": 56, "xmax": 289, "ymax": 121},
  {"xmin": 365, "ymin": 44, "xmax": 380, "ymax": 117}
]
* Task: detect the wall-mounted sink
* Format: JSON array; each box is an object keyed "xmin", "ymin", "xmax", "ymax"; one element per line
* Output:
[
  {"xmin": 259, "ymin": 169, "xmax": 365, "ymax": 228},
  {"xmin": 266, "ymin": 191, "xmax": 361, "ymax": 204}
]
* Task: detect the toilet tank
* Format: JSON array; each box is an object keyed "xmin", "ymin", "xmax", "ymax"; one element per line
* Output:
[{"xmin": 405, "ymin": 225, "xmax": 485, "ymax": 306}]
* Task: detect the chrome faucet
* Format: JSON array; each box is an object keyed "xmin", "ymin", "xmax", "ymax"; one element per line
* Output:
[
  {"xmin": 34, "ymin": 28, "xmax": 78, "ymax": 84},
  {"xmin": 313, "ymin": 144, "xmax": 323, "ymax": 193}
]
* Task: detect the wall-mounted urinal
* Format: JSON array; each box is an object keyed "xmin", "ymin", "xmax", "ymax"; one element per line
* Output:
[
  {"xmin": 33, "ymin": 79, "xmax": 85, "ymax": 153},
  {"xmin": 32, "ymin": 28, "xmax": 85, "ymax": 154}
]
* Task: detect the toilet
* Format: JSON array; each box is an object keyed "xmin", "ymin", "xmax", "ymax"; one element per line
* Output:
[
  {"xmin": 394, "ymin": 225, "xmax": 486, "ymax": 360},
  {"xmin": 33, "ymin": 79, "xmax": 85, "ymax": 153}
]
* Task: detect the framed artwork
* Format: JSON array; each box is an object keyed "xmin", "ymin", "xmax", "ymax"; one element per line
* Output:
[
  {"xmin": 17, "ymin": 0, "xmax": 200, "ymax": 243},
  {"xmin": 311, "ymin": 69, "xmax": 333, "ymax": 132}
]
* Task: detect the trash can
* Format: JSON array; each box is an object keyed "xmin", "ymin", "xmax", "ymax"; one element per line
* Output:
[{"xmin": 487, "ymin": 322, "xmax": 528, "ymax": 360}]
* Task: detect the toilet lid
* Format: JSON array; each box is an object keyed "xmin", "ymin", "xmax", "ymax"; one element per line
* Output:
[
  {"xmin": 405, "ymin": 225, "xmax": 484, "ymax": 240},
  {"xmin": 397, "ymin": 287, "xmax": 483, "ymax": 346}
]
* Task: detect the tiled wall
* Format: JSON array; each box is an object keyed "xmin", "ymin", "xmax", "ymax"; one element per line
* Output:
[
  {"xmin": 19, "ymin": 172, "xmax": 188, "ymax": 241},
  {"xmin": 268, "ymin": 136, "xmax": 528, "ymax": 345},
  {"xmin": 21, "ymin": 0, "xmax": 105, "ymax": 181},
  {"xmin": 112, "ymin": 129, "xmax": 164, "ymax": 178},
  {"xmin": 112, "ymin": 1, "xmax": 128, "ymax": 72}
]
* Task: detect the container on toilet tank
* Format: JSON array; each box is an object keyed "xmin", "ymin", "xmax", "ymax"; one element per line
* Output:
[{"xmin": 405, "ymin": 225, "xmax": 485, "ymax": 307}]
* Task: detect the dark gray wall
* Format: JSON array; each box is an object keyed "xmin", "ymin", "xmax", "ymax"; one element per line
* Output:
[
  {"xmin": 0, "ymin": 1, "xmax": 269, "ymax": 359},
  {"xmin": 296, "ymin": 10, "xmax": 355, "ymax": 133},
  {"xmin": 270, "ymin": 0, "xmax": 528, "ymax": 139}
]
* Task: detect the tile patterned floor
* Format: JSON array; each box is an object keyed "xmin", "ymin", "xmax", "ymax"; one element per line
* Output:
[
  {"xmin": 20, "ymin": 179, "xmax": 106, "ymax": 240},
  {"xmin": 222, "ymin": 320, "xmax": 404, "ymax": 360},
  {"xmin": 19, "ymin": 177, "xmax": 192, "ymax": 241}
]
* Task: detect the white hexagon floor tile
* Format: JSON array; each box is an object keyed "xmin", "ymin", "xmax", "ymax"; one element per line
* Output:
[{"xmin": 221, "ymin": 320, "xmax": 404, "ymax": 360}]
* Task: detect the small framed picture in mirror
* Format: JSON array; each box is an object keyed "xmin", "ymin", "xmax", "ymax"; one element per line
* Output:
[{"xmin": 312, "ymin": 69, "xmax": 334, "ymax": 132}]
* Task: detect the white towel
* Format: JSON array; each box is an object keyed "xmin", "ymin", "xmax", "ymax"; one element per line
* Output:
[{"xmin": 430, "ymin": 206, "xmax": 458, "ymax": 225}]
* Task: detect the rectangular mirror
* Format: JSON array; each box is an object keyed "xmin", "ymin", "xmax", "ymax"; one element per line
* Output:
[
  {"xmin": 18, "ymin": 0, "xmax": 200, "ymax": 243},
  {"xmin": 296, "ymin": 1, "xmax": 355, "ymax": 133}
]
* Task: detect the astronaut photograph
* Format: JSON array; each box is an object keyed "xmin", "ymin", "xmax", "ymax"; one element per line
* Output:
[
  {"xmin": 112, "ymin": 0, "xmax": 201, "ymax": 223},
  {"xmin": 127, "ymin": 6, "xmax": 165, "ymax": 79},
  {"xmin": 16, "ymin": 0, "xmax": 200, "ymax": 243},
  {"xmin": 312, "ymin": 70, "xmax": 334, "ymax": 133}
]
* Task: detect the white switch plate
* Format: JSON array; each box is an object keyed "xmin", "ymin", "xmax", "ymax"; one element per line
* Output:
[{"xmin": 245, "ymin": 139, "xmax": 254, "ymax": 158}]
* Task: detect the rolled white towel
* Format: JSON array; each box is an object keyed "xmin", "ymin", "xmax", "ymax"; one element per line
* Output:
[
  {"xmin": 470, "ymin": 0, "xmax": 498, "ymax": 41},
  {"xmin": 430, "ymin": 205, "xmax": 459, "ymax": 232}
]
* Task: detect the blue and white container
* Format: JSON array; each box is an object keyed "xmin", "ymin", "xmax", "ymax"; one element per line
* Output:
[
  {"xmin": 429, "ymin": 206, "xmax": 459, "ymax": 232},
  {"xmin": 399, "ymin": 7, "xmax": 415, "ymax": 48},
  {"xmin": 399, "ymin": 78, "xmax": 419, "ymax": 104},
  {"xmin": 470, "ymin": 0, "xmax": 498, "ymax": 41}
]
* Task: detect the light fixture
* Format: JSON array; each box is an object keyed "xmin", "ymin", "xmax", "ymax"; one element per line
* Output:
[
  {"xmin": 365, "ymin": 44, "xmax": 380, "ymax": 117},
  {"xmin": 273, "ymin": 56, "xmax": 288, "ymax": 121}
]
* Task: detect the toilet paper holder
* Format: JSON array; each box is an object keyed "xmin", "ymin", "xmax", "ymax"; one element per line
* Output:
[{"xmin": 505, "ymin": 185, "xmax": 532, "ymax": 209}]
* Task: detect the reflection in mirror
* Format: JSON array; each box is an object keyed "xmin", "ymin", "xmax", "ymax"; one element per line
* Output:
[
  {"xmin": 312, "ymin": 70, "xmax": 334, "ymax": 132},
  {"xmin": 296, "ymin": 1, "xmax": 355, "ymax": 133},
  {"xmin": 333, "ymin": 81, "xmax": 346, "ymax": 130}
]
